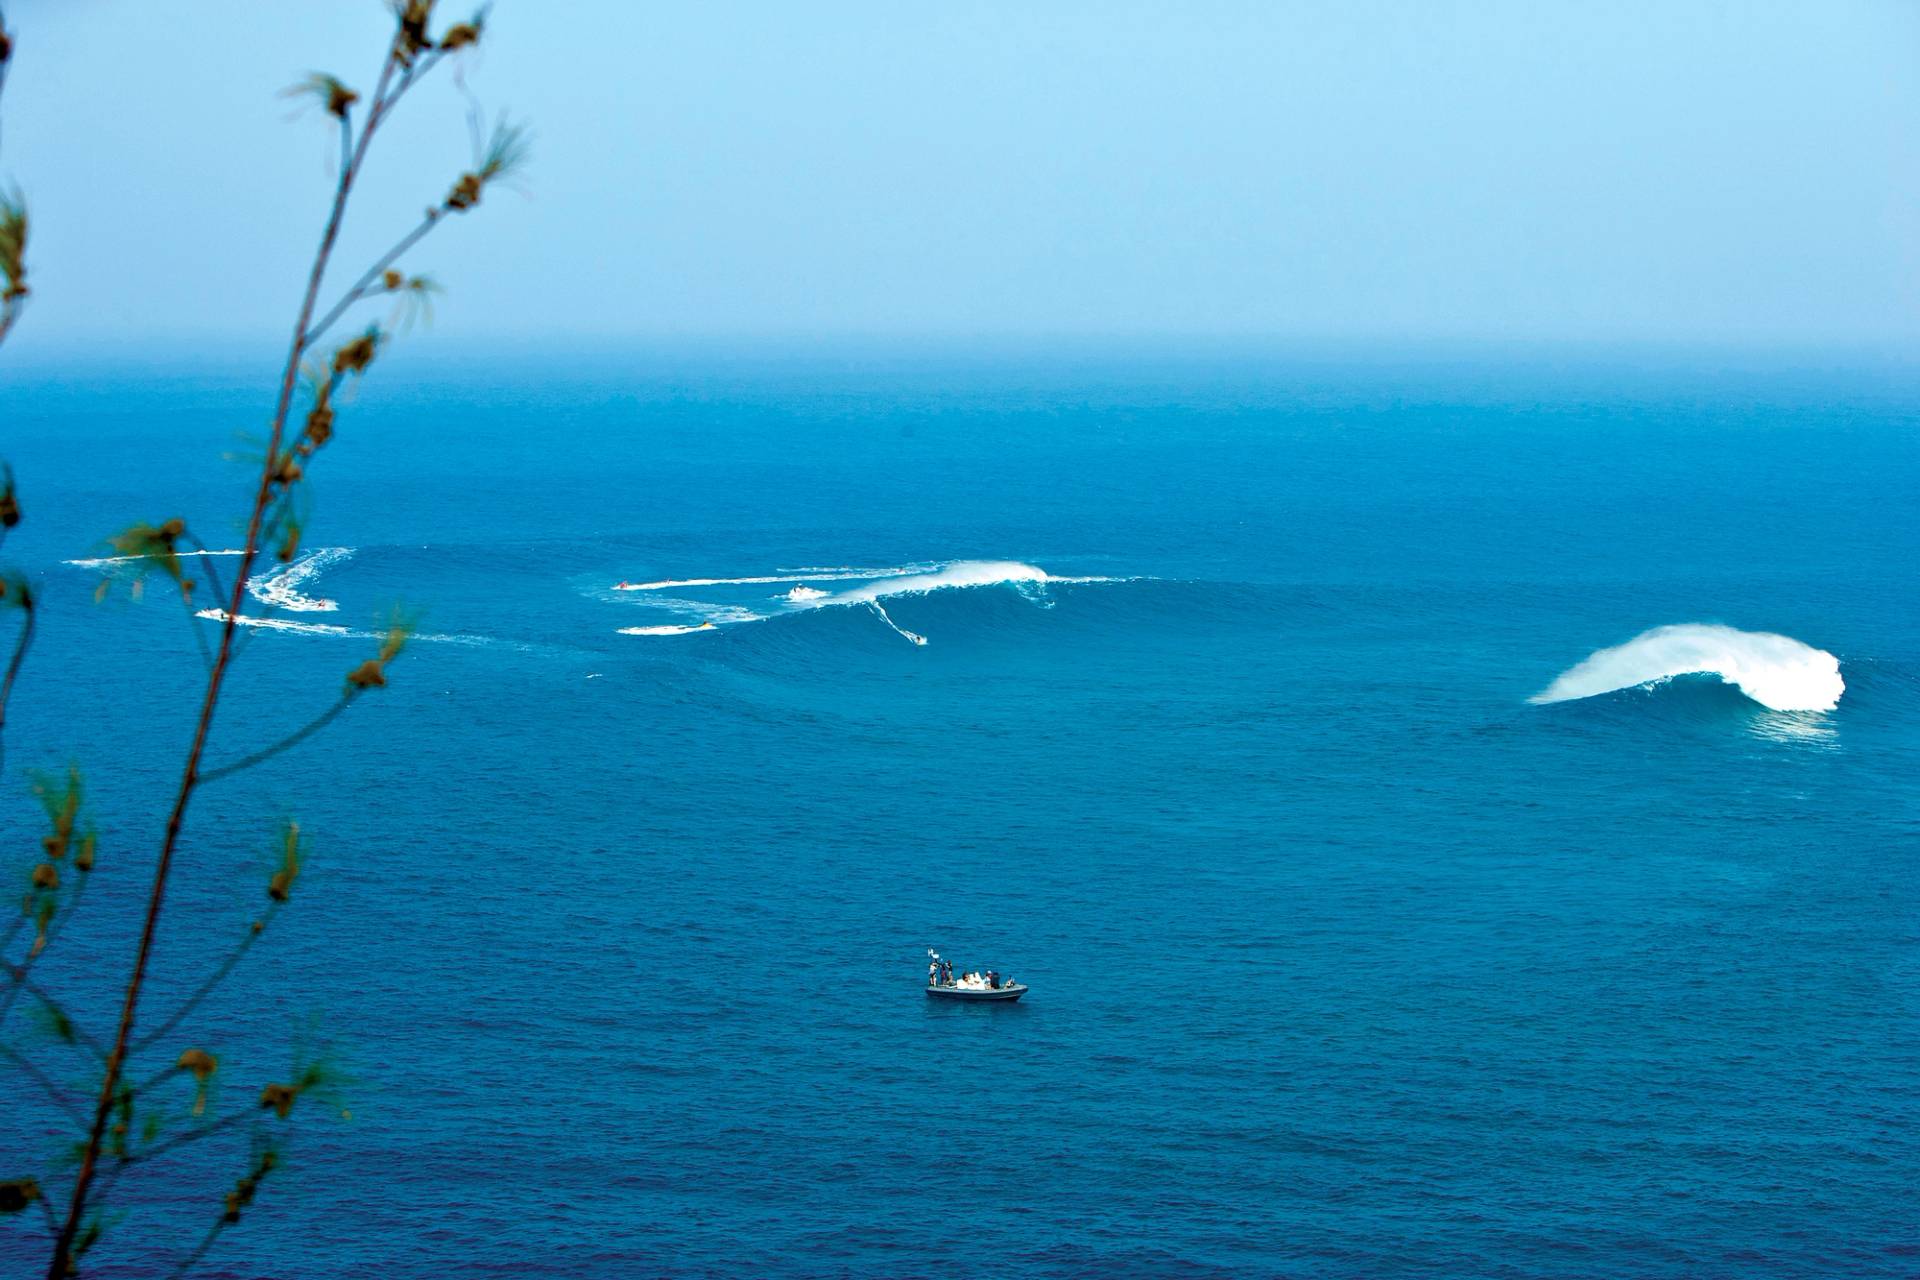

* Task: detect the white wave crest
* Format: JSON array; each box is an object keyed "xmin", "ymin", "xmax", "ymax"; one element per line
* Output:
[
  {"xmin": 617, "ymin": 623, "xmax": 718, "ymax": 636},
  {"xmin": 1531, "ymin": 624, "xmax": 1844, "ymax": 712},
  {"xmin": 606, "ymin": 559, "xmax": 1131, "ymax": 646},
  {"xmin": 816, "ymin": 560, "xmax": 1051, "ymax": 605},
  {"xmin": 614, "ymin": 566, "xmax": 931, "ymax": 592},
  {"xmin": 249, "ymin": 547, "xmax": 352, "ymax": 613}
]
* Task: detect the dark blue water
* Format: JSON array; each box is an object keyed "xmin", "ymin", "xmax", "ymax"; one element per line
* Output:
[{"xmin": 2, "ymin": 350, "xmax": 1917, "ymax": 1277}]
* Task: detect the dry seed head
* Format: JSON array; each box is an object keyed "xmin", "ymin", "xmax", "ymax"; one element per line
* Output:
[
  {"xmin": 346, "ymin": 658, "xmax": 387, "ymax": 689},
  {"xmin": 0, "ymin": 1179, "xmax": 42, "ymax": 1214}
]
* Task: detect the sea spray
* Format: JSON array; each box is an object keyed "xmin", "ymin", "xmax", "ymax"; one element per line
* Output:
[{"xmin": 1532, "ymin": 624, "xmax": 1843, "ymax": 712}]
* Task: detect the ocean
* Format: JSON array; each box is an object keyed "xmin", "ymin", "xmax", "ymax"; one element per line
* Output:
[{"xmin": 1, "ymin": 347, "xmax": 1916, "ymax": 1277}]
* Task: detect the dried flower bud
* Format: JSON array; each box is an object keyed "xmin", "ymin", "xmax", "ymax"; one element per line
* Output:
[
  {"xmin": 306, "ymin": 402, "xmax": 335, "ymax": 447},
  {"xmin": 0, "ymin": 489, "xmax": 19, "ymax": 528},
  {"xmin": 0, "ymin": 1179, "xmax": 42, "ymax": 1215},
  {"xmin": 383, "ymin": 269, "xmax": 404, "ymax": 290},
  {"xmin": 260, "ymin": 1083, "xmax": 298, "ymax": 1118},
  {"xmin": 75, "ymin": 834, "xmax": 96, "ymax": 872},
  {"xmin": 346, "ymin": 658, "xmax": 387, "ymax": 689},
  {"xmin": 447, "ymin": 173, "xmax": 482, "ymax": 211},
  {"xmin": 440, "ymin": 22, "xmax": 480, "ymax": 50},
  {"xmin": 30, "ymin": 862, "xmax": 58, "ymax": 890},
  {"xmin": 177, "ymin": 1048, "xmax": 217, "ymax": 1079},
  {"xmin": 333, "ymin": 331, "xmax": 379, "ymax": 374}
]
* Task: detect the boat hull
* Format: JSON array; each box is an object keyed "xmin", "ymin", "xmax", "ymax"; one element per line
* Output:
[{"xmin": 926, "ymin": 984, "xmax": 1027, "ymax": 1002}]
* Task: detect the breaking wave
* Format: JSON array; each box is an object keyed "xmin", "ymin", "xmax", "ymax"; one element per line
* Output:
[
  {"xmin": 617, "ymin": 623, "xmax": 718, "ymax": 637},
  {"xmin": 1531, "ymin": 624, "xmax": 1844, "ymax": 713},
  {"xmin": 610, "ymin": 560, "xmax": 1129, "ymax": 644}
]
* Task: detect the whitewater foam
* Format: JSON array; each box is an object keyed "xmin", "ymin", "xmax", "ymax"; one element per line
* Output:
[
  {"xmin": 614, "ymin": 566, "xmax": 931, "ymax": 592},
  {"xmin": 1531, "ymin": 624, "xmax": 1844, "ymax": 713},
  {"xmin": 608, "ymin": 559, "xmax": 1130, "ymax": 644},
  {"xmin": 249, "ymin": 547, "xmax": 353, "ymax": 612},
  {"xmin": 617, "ymin": 623, "xmax": 719, "ymax": 637}
]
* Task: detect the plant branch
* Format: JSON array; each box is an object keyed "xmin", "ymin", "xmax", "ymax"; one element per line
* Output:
[
  {"xmin": 133, "ymin": 904, "xmax": 280, "ymax": 1053},
  {"xmin": 163, "ymin": 1218, "xmax": 228, "ymax": 1280},
  {"xmin": 198, "ymin": 695, "xmax": 357, "ymax": 786},
  {"xmin": 0, "ymin": 595, "xmax": 33, "ymax": 772},
  {"xmin": 0, "ymin": 1040, "xmax": 90, "ymax": 1126},
  {"xmin": 119, "ymin": 1103, "xmax": 254, "ymax": 1169},
  {"xmin": 47, "ymin": 35, "xmax": 410, "ymax": 1277},
  {"xmin": 302, "ymin": 211, "xmax": 440, "ymax": 350},
  {"xmin": 1, "ymin": 961, "xmax": 109, "ymax": 1061},
  {"xmin": 0, "ymin": 872, "xmax": 87, "ymax": 1032}
]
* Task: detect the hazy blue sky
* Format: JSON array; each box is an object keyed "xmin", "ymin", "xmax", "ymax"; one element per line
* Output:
[{"xmin": 2, "ymin": 1, "xmax": 1916, "ymax": 351}]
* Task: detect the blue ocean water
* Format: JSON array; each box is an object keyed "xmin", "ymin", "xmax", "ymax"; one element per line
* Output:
[{"xmin": 1, "ymin": 348, "xmax": 1917, "ymax": 1277}]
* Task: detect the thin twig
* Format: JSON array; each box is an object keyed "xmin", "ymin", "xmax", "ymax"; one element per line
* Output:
[
  {"xmin": 119, "ymin": 1104, "xmax": 254, "ymax": 1168},
  {"xmin": 162, "ymin": 1218, "xmax": 227, "ymax": 1280},
  {"xmin": 199, "ymin": 696, "xmax": 356, "ymax": 785},
  {"xmin": 0, "ymin": 872, "xmax": 87, "ymax": 1031},
  {"xmin": 133, "ymin": 904, "xmax": 280, "ymax": 1052},
  {"xmin": 1, "ymin": 961, "xmax": 109, "ymax": 1061},
  {"xmin": 0, "ymin": 1041, "xmax": 90, "ymax": 1126},
  {"xmin": 302, "ymin": 211, "xmax": 440, "ymax": 349},
  {"xmin": 0, "ymin": 596, "xmax": 33, "ymax": 773}
]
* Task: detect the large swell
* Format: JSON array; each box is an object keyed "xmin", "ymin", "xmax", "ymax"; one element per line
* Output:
[
  {"xmin": 602, "ymin": 558, "xmax": 1129, "ymax": 645},
  {"xmin": 1531, "ymin": 623, "xmax": 1844, "ymax": 712}
]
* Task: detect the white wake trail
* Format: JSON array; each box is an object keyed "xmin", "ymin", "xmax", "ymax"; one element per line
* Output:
[
  {"xmin": 1531, "ymin": 624, "xmax": 1844, "ymax": 712},
  {"xmin": 249, "ymin": 547, "xmax": 353, "ymax": 613}
]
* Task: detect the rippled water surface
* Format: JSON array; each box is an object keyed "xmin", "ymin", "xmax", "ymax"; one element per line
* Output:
[{"xmin": 2, "ymin": 351, "xmax": 1917, "ymax": 1277}]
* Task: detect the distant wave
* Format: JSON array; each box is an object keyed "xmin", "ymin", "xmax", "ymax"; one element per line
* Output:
[
  {"xmin": 614, "ymin": 566, "xmax": 933, "ymax": 592},
  {"xmin": 1531, "ymin": 624, "xmax": 1844, "ymax": 712},
  {"xmin": 612, "ymin": 559, "xmax": 1129, "ymax": 644},
  {"xmin": 816, "ymin": 560, "xmax": 1052, "ymax": 605},
  {"xmin": 249, "ymin": 547, "xmax": 352, "ymax": 612},
  {"xmin": 617, "ymin": 623, "xmax": 718, "ymax": 637}
]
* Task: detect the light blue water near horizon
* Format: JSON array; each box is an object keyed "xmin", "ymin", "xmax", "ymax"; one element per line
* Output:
[{"xmin": 1, "ymin": 349, "xmax": 1917, "ymax": 1277}]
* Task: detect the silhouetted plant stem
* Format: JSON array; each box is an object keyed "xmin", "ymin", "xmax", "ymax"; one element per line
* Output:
[
  {"xmin": 133, "ymin": 905, "xmax": 281, "ymax": 1053},
  {"xmin": 1, "ymin": 962, "xmax": 108, "ymax": 1061},
  {"xmin": 0, "ymin": 596, "xmax": 32, "ymax": 771},
  {"xmin": 162, "ymin": 1218, "xmax": 226, "ymax": 1280},
  {"xmin": 198, "ymin": 695, "xmax": 357, "ymax": 786},
  {"xmin": 48, "ymin": 38, "xmax": 421, "ymax": 1277},
  {"xmin": 0, "ymin": 872, "xmax": 88, "ymax": 1031},
  {"xmin": 303, "ymin": 211, "xmax": 440, "ymax": 347},
  {"xmin": 0, "ymin": 1041, "xmax": 88, "ymax": 1126}
]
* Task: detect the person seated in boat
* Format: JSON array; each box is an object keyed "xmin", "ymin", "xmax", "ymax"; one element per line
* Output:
[{"xmin": 987, "ymin": 969, "xmax": 999, "ymax": 989}]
